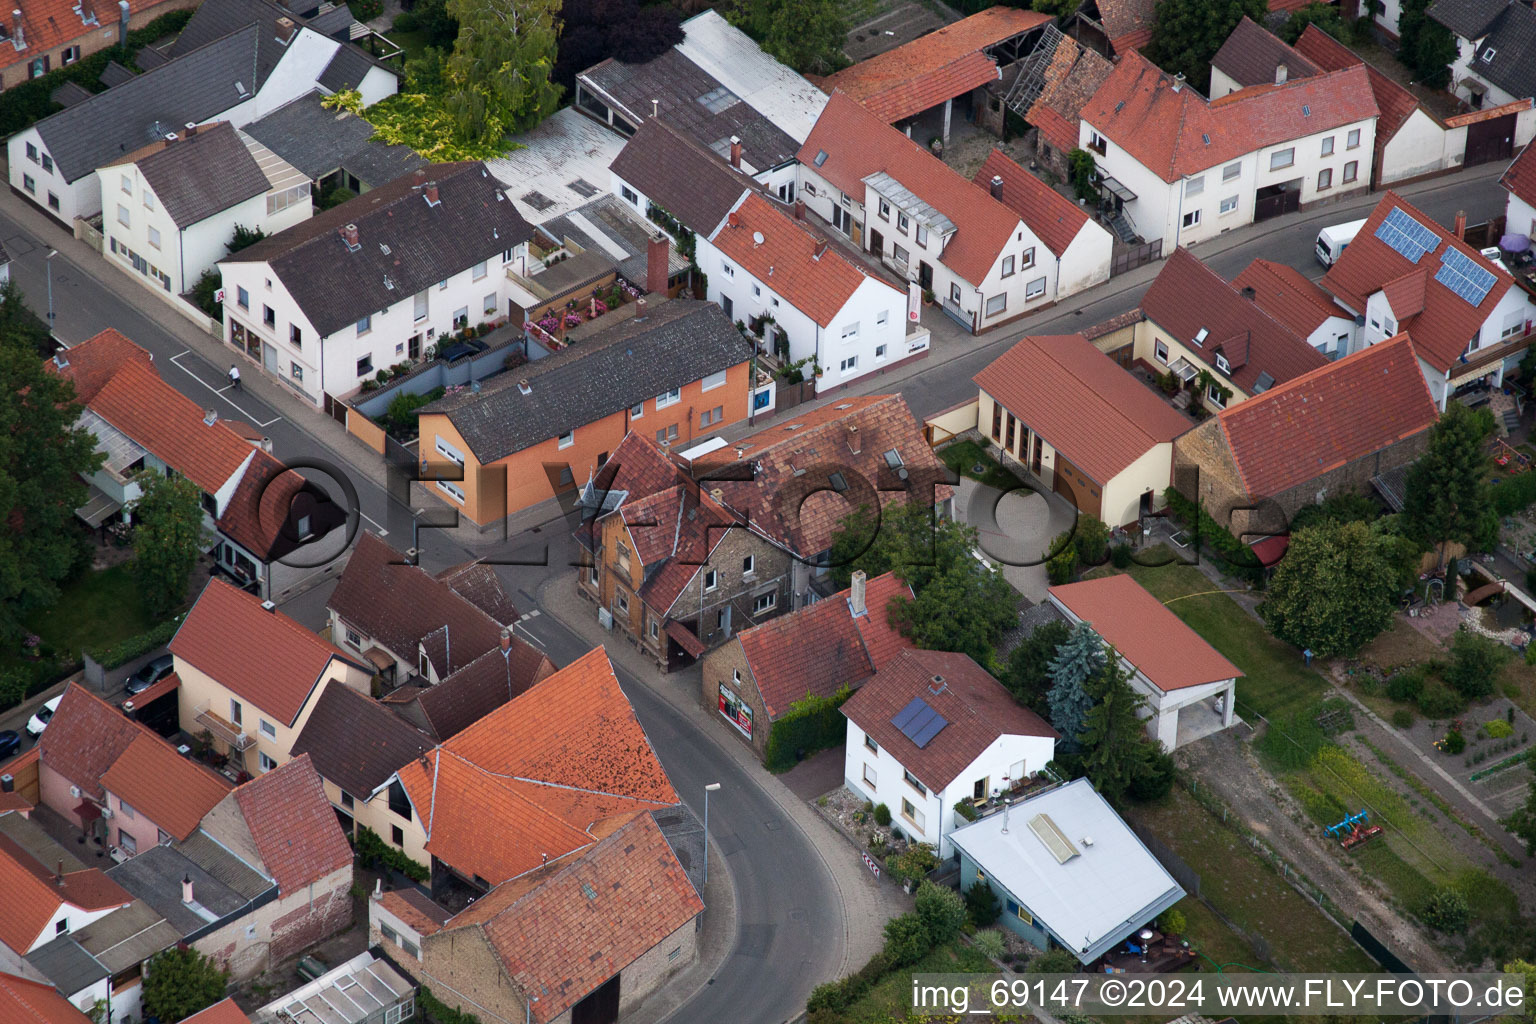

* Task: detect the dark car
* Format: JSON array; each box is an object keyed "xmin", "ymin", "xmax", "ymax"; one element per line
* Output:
[
  {"xmin": 125, "ymin": 654, "xmax": 175, "ymax": 696},
  {"xmin": 0, "ymin": 730, "xmax": 19, "ymax": 759}
]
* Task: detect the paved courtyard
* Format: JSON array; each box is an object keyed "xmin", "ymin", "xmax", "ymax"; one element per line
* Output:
[{"xmin": 955, "ymin": 476, "xmax": 1078, "ymax": 602}]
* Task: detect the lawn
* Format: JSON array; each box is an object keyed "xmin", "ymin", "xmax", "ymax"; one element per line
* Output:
[
  {"xmin": 385, "ymin": 27, "xmax": 431, "ymax": 62},
  {"xmin": 1125, "ymin": 787, "xmax": 1377, "ymax": 973},
  {"xmin": 839, "ymin": 940, "xmax": 995, "ymax": 1024},
  {"xmin": 26, "ymin": 564, "xmax": 159, "ymax": 664},
  {"xmin": 936, "ymin": 439, "xmax": 1022, "ymax": 492}
]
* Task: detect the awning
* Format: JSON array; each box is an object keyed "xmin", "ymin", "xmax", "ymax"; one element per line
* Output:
[
  {"xmin": 664, "ymin": 619, "xmax": 706, "ymax": 658},
  {"xmin": 362, "ymin": 646, "xmax": 395, "ymax": 672},
  {"xmin": 1249, "ymin": 534, "xmax": 1290, "ymax": 567},
  {"xmin": 1098, "ymin": 174, "xmax": 1137, "ymax": 203},
  {"xmin": 75, "ymin": 799, "xmax": 102, "ymax": 823},
  {"xmin": 125, "ymin": 671, "xmax": 180, "ymax": 709},
  {"xmin": 1167, "ymin": 356, "xmax": 1199, "ymax": 382},
  {"xmin": 75, "ymin": 485, "xmax": 122, "ymax": 528}
]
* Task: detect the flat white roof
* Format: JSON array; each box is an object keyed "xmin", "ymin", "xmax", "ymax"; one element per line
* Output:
[
  {"xmin": 675, "ymin": 436, "xmax": 729, "ymax": 460},
  {"xmin": 948, "ymin": 778, "xmax": 1184, "ymax": 963},
  {"xmin": 676, "ymin": 11, "xmax": 828, "ymax": 143},
  {"xmin": 488, "ymin": 107, "xmax": 628, "ymax": 224}
]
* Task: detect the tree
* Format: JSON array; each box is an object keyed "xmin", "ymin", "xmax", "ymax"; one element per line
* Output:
[
  {"xmin": 130, "ymin": 472, "xmax": 210, "ymax": 619},
  {"xmin": 1068, "ymin": 148, "xmax": 1098, "ymax": 204},
  {"xmin": 1444, "ymin": 626, "xmax": 1507, "ymax": 699},
  {"xmin": 1032, "ymin": 0, "xmax": 1079, "ymax": 17},
  {"xmin": 227, "ymin": 224, "xmax": 266, "ymax": 253},
  {"xmin": 1145, "ymin": 0, "xmax": 1268, "ymax": 95},
  {"xmin": 1398, "ymin": 0, "xmax": 1455, "ymax": 89},
  {"xmin": 914, "ymin": 881, "xmax": 967, "ymax": 946},
  {"xmin": 443, "ymin": 0, "xmax": 561, "ymax": 145},
  {"xmin": 1402, "ymin": 403, "xmax": 1496, "ymax": 559},
  {"xmin": 1421, "ymin": 887, "xmax": 1470, "ymax": 933},
  {"xmin": 142, "ymin": 948, "xmax": 229, "ymax": 1023},
  {"xmin": 397, "ymin": 0, "xmax": 459, "ymax": 48},
  {"xmin": 1002, "ymin": 619, "xmax": 1071, "ymax": 712},
  {"xmin": 888, "ymin": 558, "xmax": 1017, "ymax": 666},
  {"xmin": 1258, "ymin": 520, "xmax": 1409, "ymax": 657},
  {"xmin": 727, "ymin": 0, "xmax": 858, "ymax": 75},
  {"xmin": 0, "ymin": 285, "xmax": 103, "ymax": 640},
  {"xmin": 1504, "ymin": 959, "xmax": 1536, "ymax": 1024},
  {"xmin": 1046, "ymin": 623, "xmax": 1104, "ymax": 751},
  {"xmin": 830, "ymin": 501, "xmax": 972, "ymax": 592},
  {"xmin": 965, "ymin": 878, "xmax": 1001, "ymax": 927},
  {"xmin": 1078, "ymin": 652, "xmax": 1147, "ymax": 804},
  {"xmin": 553, "ymin": 0, "xmax": 682, "ymax": 92},
  {"xmin": 882, "ymin": 912, "xmax": 933, "ymax": 966},
  {"xmin": 1280, "ymin": 2, "xmax": 1346, "ymax": 43}
]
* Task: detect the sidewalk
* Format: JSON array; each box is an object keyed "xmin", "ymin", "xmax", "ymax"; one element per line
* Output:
[{"xmin": 538, "ymin": 572, "xmax": 909, "ymax": 984}]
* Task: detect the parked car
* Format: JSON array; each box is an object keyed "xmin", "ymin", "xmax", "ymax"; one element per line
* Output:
[
  {"xmin": 25, "ymin": 695, "xmax": 62, "ymax": 738},
  {"xmin": 125, "ymin": 654, "xmax": 175, "ymax": 696},
  {"xmin": 0, "ymin": 730, "xmax": 19, "ymax": 759}
]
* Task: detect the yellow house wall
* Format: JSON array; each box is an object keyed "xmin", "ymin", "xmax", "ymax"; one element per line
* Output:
[
  {"xmin": 1100, "ymin": 442, "xmax": 1173, "ymax": 528},
  {"xmin": 353, "ymin": 783, "xmax": 431, "ymax": 866}
]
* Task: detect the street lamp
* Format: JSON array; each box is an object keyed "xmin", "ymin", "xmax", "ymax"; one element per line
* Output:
[
  {"xmin": 44, "ymin": 249, "xmax": 58, "ymax": 331},
  {"xmin": 703, "ymin": 782, "xmax": 721, "ymax": 887}
]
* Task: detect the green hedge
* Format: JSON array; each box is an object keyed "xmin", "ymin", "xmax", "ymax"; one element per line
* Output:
[
  {"xmin": 354, "ymin": 825, "xmax": 430, "ymax": 882},
  {"xmin": 87, "ymin": 614, "xmax": 182, "ymax": 670},
  {"xmin": 764, "ymin": 685, "xmax": 851, "ymax": 773},
  {"xmin": 1163, "ymin": 487, "xmax": 1264, "ymax": 582},
  {"xmin": 1492, "ymin": 471, "xmax": 1536, "ymax": 516},
  {"xmin": 0, "ymin": 9, "xmax": 194, "ymax": 136},
  {"xmin": 419, "ymin": 986, "xmax": 480, "ymax": 1024}
]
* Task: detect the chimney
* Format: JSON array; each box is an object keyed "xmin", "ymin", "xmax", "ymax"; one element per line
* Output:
[
  {"xmin": 182, "ymin": 876, "xmax": 194, "ymax": 904},
  {"xmin": 372, "ymin": 879, "xmax": 383, "ymax": 901},
  {"xmin": 12, "ymin": 9, "xmax": 23, "ymax": 47},
  {"xmin": 116, "ymin": 0, "xmax": 127, "ymax": 45},
  {"xmin": 646, "ymin": 231, "xmax": 669, "ymax": 296},
  {"xmin": 847, "ymin": 423, "xmax": 861, "ymax": 454},
  {"xmin": 849, "ymin": 570, "xmax": 867, "ymax": 616},
  {"xmin": 1275, "ymin": 62, "xmax": 1288, "ymax": 85},
  {"xmin": 989, "ymin": 175, "xmax": 1003, "ymax": 200},
  {"xmin": 341, "ymin": 223, "xmax": 359, "ymax": 249},
  {"xmin": 727, "ymin": 211, "xmax": 740, "ymax": 229},
  {"xmin": 275, "ymin": 15, "xmax": 296, "ymax": 43},
  {"xmin": 0, "ymin": 774, "xmax": 12, "ymax": 793},
  {"xmin": 1241, "ymin": 285, "xmax": 1256, "ymax": 300},
  {"xmin": 56, "ymin": 861, "xmax": 65, "ymax": 886},
  {"xmin": 499, "ymin": 627, "xmax": 511, "ymax": 653},
  {"xmin": 1454, "ymin": 209, "xmax": 1466, "ymax": 239},
  {"xmin": 729, "ymin": 135, "xmax": 742, "ymax": 169},
  {"xmin": 424, "ymin": 181, "xmax": 440, "ymax": 206},
  {"xmin": 1172, "ymin": 73, "xmax": 1184, "ymax": 93},
  {"xmin": 634, "ymin": 296, "xmax": 648, "ymax": 319},
  {"xmin": 794, "ymin": 198, "xmax": 806, "ymax": 221},
  {"xmin": 203, "ymin": 408, "xmax": 218, "ymax": 426},
  {"xmin": 260, "ymin": 600, "xmax": 277, "ymax": 613}
]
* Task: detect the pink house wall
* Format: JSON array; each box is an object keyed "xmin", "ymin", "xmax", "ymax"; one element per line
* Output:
[
  {"xmin": 104, "ymin": 791, "xmax": 166, "ymax": 855},
  {"xmin": 39, "ymin": 763, "xmax": 94, "ymax": 830}
]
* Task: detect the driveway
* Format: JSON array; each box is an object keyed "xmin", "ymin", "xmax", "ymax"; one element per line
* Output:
[{"xmin": 956, "ymin": 477, "xmax": 1078, "ymax": 602}]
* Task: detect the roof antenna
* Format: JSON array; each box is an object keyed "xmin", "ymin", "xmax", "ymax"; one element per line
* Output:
[
  {"xmin": 651, "ymin": 98, "xmax": 658, "ymax": 118},
  {"xmin": 1000, "ymin": 791, "xmax": 1011, "ymax": 835}
]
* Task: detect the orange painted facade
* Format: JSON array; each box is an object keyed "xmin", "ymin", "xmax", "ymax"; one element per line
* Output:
[{"xmin": 419, "ymin": 360, "xmax": 754, "ymax": 524}]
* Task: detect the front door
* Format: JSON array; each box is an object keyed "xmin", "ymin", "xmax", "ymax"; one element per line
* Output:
[
  {"xmin": 262, "ymin": 341, "xmax": 278, "ymax": 374},
  {"xmin": 718, "ymin": 604, "xmax": 732, "ymax": 637},
  {"xmin": 831, "ymin": 205, "xmax": 852, "ymax": 236},
  {"xmin": 868, "ymin": 228, "xmax": 884, "ymax": 258},
  {"xmin": 918, "ymin": 261, "xmax": 934, "ymax": 291},
  {"xmin": 1465, "ymin": 113, "xmax": 1516, "ymax": 167},
  {"xmin": 408, "ymin": 334, "xmax": 422, "ymax": 360}
]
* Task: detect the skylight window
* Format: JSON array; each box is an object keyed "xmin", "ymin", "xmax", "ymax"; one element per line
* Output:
[
  {"xmin": 1302, "ymin": 104, "xmax": 1311, "ymax": 116},
  {"xmin": 814, "ymin": 149, "xmax": 828, "ymax": 167},
  {"xmin": 696, "ymin": 86, "xmax": 738, "ymax": 113}
]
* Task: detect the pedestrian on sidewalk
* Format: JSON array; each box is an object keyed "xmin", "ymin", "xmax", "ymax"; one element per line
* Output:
[{"xmin": 228, "ymin": 365, "xmax": 242, "ymax": 391}]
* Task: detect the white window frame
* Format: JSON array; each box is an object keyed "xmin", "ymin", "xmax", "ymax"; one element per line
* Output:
[
  {"xmin": 435, "ymin": 436, "xmax": 466, "ymax": 465},
  {"xmin": 1185, "ymin": 174, "xmax": 1205, "ymax": 197},
  {"xmin": 1222, "ymin": 161, "xmax": 1241, "ymax": 182},
  {"xmin": 472, "ymin": 260, "xmax": 488, "ymax": 280},
  {"xmin": 701, "ymin": 369, "xmax": 727, "ymax": 391},
  {"xmin": 1219, "ymin": 195, "xmax": 1239, "ymax": 215},
  {"xmin": 656, "ymin": 387, "xmax": 681, "ymax": 408},
  {"xmin": 436, "ymin": 479, "xmax": 465, "ymax": 503},
  {"xmin": 753, "ymin": 590, "xmax": 776, "ymax": 613},
  {"xmin": 985, "ymin": 293, "xmax": 1007, "ymax": 316},
  {"xmin": 1269, "ymin": 148, "xmax": 1295, "ymax": 171},
  {"xmin": 1154, "ymin": 339, "xmax": 1169, "ymax": 363},
  {"xmin": 259, "ymin": 751, "xmax": 278, "ymax": 772},
  {"xmin": 259, "ymin": 719, "xmax": 276, "ymax": 738},
  {"xmin": 1025, "ymin": 277, "xmax": 1046, "ymax": 300},
  {"xmin": 557, "ymin": 430, "xmax": 574, "ymax": 450},
  {"xmin": 1000, "ymin": 255, "xmax": 1015, "ymax": 277},
  {"xmin": 1182, "ymin": 209, "xmax": 1201, "ymax": 228},
  {"xmin": 839, "ymin": 355, "xmax": 858, "ymax": 373}
]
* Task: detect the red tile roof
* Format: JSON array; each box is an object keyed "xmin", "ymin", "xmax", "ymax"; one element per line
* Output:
[
  {"xmin": 173, "ymin": 577, "xmax": 363, "ymax": 725},
  {"xmin": 974, "ymin": 333, "xmax": 1192, "ymax": 486},
  {"xmin": 1500, "ymin": 142, "xmax": 1536, "ymax": 210},
  {"xmin": 457, "ymin": 813, "xmax": 703, "ymax": 1024},
  {"xmin": 1048, "ymin": 574, "xmax": 1243, "ymax": 692},
  {"xmin": 840, "ymin": 649, "xmax": 1056, "ymax": 792},
  {"xmin": 1382, "ymin": 268, "xmax": 1428, "ymax": 319},
  {"xmin": 0, "ymin": 833, "xmax": 132, "ymax": 952},
  {"xmin": 0, "ymin": 973, "xmax": 93, "ymax": 1024},
  {"xmin": 1293, "ymin": 24, "xmax": 1421, "ymax": 147},
  {"xmin": 99, "ymin": 734, "xmax": 232, "ymax": 841},
  {"xmin": 1026, "ymin": 40, "xmax": 1115, "ymax": 156},
  {"xmin": 822, "ymin": 8, "xmax": 1050, "ymax": 123},
  {"xmin": 233, "ymin": 753, "xmax": 353, "ymax": 895},
  {"xmin": 213, "ymin": 450, "xmax": 314, "ymax": 562},
  {"xmin": 711, "ymin": 193, "xmax": 899, "ymax": 328},
  {"xmin": 0, "ymin": 0, "xmax": 168, "ymax": 74},
  {"xmin": 737, "ymin": 572, "xmax": 914, "ymax": 718},
  {"xmin": 397, "ymin": 648, "xmax": 677, "ymax": 885},
  {"xmin": 1212, "ymin": 333, "xmax": 1438, "ymax": 498},
  {"xmin": 1082, "ymin": 51, "xmax": 1378, "ymax": 183},
  {"xmin": 798, "ymin": 92, "xmax": 1022, "ymax": 285},
  {"xmin": 972, "ymin": 150, "xmax": 1092, "ymax": 258},
  {"xmin": 179, "ymin": 999, "xmax": 252, "ymax": 1024},
  {"xmin": 379, "ymin": 888, "xmax": 450, "ymax": 936},
  {"xmin": 45, "ymin": 328, "xmax": 154, "ymax": 403},
  {"xmin": 690, "ymin": 394, "xmax": 952, "ymax": 556},
  {"xmin": 1142, "ymin": 248, "xmax": 1329, "ymax": 393},
  {"xmin": 1232, "ymin": 258, "xmax": 1348, "ymax": 338},
  {"xmin": 36, "ymin": 682, "xmax": 140, "ymax": 801},
  {"xmin": 1095, "ymin": 0, "xmax": 1157, "ymax": 51},
  {"xmin": 1321, "ymin": 191, "xmax": 1515, "ymax": 371}
]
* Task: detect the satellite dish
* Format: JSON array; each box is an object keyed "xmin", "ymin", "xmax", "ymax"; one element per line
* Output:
[{"xmin": 752, "ymin": 231, "xmax": 765, "ymax": 246}]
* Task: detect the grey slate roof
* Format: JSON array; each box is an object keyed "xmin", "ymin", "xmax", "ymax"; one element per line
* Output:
[
  {"xmin": 290, "ymin": 681, "xmax": 434, "ymax": 799},
  {"xmin": 1427, "ymin": 0, "xmax": 1509, "ymax": 39},
  {"xmin": 25, "ymin": 937, "xmax": 109, "ymax": 996},
  {"xmin": 425, "ymin": 298, "xmax": 751, "ymax": 463},
  {"xmin": 608, "ymin": 118, "xmax": 760, "ymax": 236},
  {"xmin": 167, "ymin": 0, "xmax": 301, "ymax": 90},
  {"xmin": 1211, "ymin": 16, "xmax": 1321, "ymax": 88},
  {"xmin": 34, "ymin": 26, "xmax": 261, "ymax": 184},
  {"xmin": 99, "ymin": 60, "xmax": 137, "ymax": 86},
  {"xmin": 0, "ymin": 240, "xmax": 9, "ymax": 266},
  {"xmin": 50, "ymin": 81, "xmax": 94, "ymax": 107},
  {"xmin": 121, "ymin": 122, "xmax": 270, "ymax": 229},
  {"xmin": 580, "ymin": 47, "xmax": 800, "ymax": 173},
  {"xmin": 318, "ymin": 44, "xmax": 375, "ymax": 92},
  {"xmin": 1467, "ymin": 2, "xmax": 1536, "ymax": 99},
  {"xmin": 243, "ymin": 90, "xmax": 427, "ymax": 188},
  {"xmin": 72, "ymin": 900, "xmax": 181, "ymax": 974},
  {"xmin": 222, "ymin": 161, "xmax": 533, "ymax": 338},
  {"xmin": 307, "ymin": 3, "xmax": 355, "ymax": 37}
]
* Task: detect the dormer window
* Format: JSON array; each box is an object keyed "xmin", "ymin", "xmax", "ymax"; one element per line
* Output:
[{"xmin": 1215, "ymin": 353, "xmax": 1230, "ymax": 374}]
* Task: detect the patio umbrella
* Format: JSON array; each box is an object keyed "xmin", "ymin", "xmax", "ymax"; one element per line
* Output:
[{"xmin": 1500, "ymin": 233, "xmax": 1531, "ymax": 253}]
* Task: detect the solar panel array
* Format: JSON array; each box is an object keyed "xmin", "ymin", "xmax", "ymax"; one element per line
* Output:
[
  {"xmin": 891, "ymin": 697, "xmax": 948, "ymax": 749},
  {"xmin": 1435, "ymin": 247, "xmax": 1496, "ymax": 307},
  {"xmin": 1374, "ymin": 207, "xmax": 1441, "ymax": 265}
]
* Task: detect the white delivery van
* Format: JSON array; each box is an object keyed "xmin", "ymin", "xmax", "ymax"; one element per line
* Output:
[{"xmin": 1316, "ymin": 218, "xmax": 1367, "ymax": 266}]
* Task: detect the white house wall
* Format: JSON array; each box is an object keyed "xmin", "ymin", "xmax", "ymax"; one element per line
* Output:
[
  {"xmin": 1381, "ymin": 109, "xmax": 1456, "ymax": 184},
  {"xmin": 1307, "ymin": 314, "xmax": 1359, "ymax": 358},
  {"xmin": 1508, "ymin": 190, "xmax": 1536, "ymax": 239},
  {"xmin": 10, "ymin": 127, "xmax": 90, "ymax": 223},
  {"xmin": 1056, "ymin": 219, "xmax": 1114, "ymax": 297}
]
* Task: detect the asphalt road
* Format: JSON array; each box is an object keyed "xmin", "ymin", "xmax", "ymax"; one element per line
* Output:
[{"xmin": 0, "ymin": 165, "xmax": 1511, "ymax": 1024}]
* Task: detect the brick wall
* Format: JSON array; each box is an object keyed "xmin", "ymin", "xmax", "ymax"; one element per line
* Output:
[
  {"xmin": 699, "ymin": 640, "xmax": 772, "ymax": 759},
  {"xmin": 418, "ymin": 927, "xmax": 526, "ymax": 1024},
  {"xmin": 1171, "ymin": 418, "xmax": 1246, "ymax": 524},
  {"xmin": 617, "ymin": 918, "xmax": 698, "ymax": 1015},
  {"xmin": 269, "ymin": 868, "xmax": 354, "ymax": 964},
  {"xmin": 663, "ymin": 527, "xmax": 793, "ymax": 651}
]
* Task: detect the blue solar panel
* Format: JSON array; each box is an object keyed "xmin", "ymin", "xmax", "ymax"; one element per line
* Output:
[
  {"xmin": 1435, "ymin": 247, "xmax": 1495, "ymax": 307},
  {"xmin": 911, "ymin": 713, "xmax": 948, "ymax": 748},
  {"xmin": 891, "ymin": 697, "xmax": 949, "ymax": 747},
  {"xmin": 891, "ymin": 697, "xmax": 926, "ymax": 733},
  {"xmin": 1374, "ymin": 207, "xmax": 1441, "ymax": 265}
]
